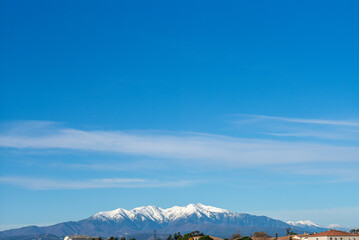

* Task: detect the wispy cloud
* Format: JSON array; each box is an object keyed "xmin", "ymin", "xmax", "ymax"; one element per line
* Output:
[
  {"xmin": 264, "ymin": 131, "xmax": 356, "ymax": 140},
  {"xmin": 0, "ymin": 121, "xmax": 358, "ymax": 166},
  {"xmin": 0, "ymin": 176, "xmax": 194, "ymax": 190},
  {"xmin": 237, "ymin": 114, "xmax": 359, "ymax": 127},
  {"xmin": 46, "ymin": 161, "xmax": 165, "ymax": 172},
  {"xmin": 233, "ymin": 114, "xmax": 359, "ymax": 140}
]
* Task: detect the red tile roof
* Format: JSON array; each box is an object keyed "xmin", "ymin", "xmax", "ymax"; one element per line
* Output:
[{"xmin": 310, "ymin": 230, "xmax": 359, "ymax": 237}]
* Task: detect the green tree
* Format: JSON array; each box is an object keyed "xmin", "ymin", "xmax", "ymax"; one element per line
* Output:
[
  {"xmin": 285, "ymin": 228, "xmax": 297, "ymax": 236},
  {"xmin": 240, "ymin": 237, "xmax": 252, "ymax": 240},
  {"xmin": 231, "ymin": 230, "xmax": 241, "ymax": 240},
  {"xmin": 174, "ymin": 233, "xmax": 183, "ymax": 240},
  {"xmin": 183, "ymin": 233, "xmax": 192, "ymax": 239},
  {"xmin": 183, "ymin": 231, "xmax": 204, "ymax": 239},
  {"xmin": 192, "ymin": 231, "xmax": 204, "ymax": 237},
  {"xmin": 198, "ymin": 236, "xmax": 213, "ymax": 240},
  {"xmin": 167, "ymin": 234, "xmax": 173, "ymax": 240}
]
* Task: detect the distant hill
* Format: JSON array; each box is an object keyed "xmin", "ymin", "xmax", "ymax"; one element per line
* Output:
[{"xmin": 0, "ymin": 203, "xmax": 328, "ymax": 240}]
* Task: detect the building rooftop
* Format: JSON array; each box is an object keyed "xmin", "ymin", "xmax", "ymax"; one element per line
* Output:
[{"xmin": 310, "ymin": 230, "xmax": 359, "ymax": 237}]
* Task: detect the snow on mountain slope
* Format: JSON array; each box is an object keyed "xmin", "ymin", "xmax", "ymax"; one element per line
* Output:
[
  {"xmin": 287, "ymin": 220, "xmax": 320, "ymax": 227},
  {"xmin": 328, "ymin": 224, "xmax": 352, "ymax": 231},
  {"xmin": 90, "ymin": 203, "xmax": 311, "ymax": 230},
  {"xmin": 287, "ymin": 220, "xmax": 328, "ymax": 233},
  {"xmin": 287, "ymin": 221, "xmax": 351, "ymax": 232},
  {"xmin": 92, "ymin": 203, "xmax": 233, "ymax": 223},
  {"xmin": 86, "ymin": 203, "xmax": 293, "ymax": 236},
  {"xmin": 132, "ymin": 206, "xmax": 166, "ymax": 222}
]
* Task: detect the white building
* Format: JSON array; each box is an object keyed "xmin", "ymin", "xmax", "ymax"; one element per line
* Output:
[
  {"xmin": 64, "ymin": 235, "xmax": 100, "ymax": 240},
  {"xmin": 308, "ymin": 230, "xmax": 359, "ymax": 240}
]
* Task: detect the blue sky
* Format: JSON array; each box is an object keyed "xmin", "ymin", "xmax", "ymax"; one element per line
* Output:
[{"xmin": 0, "ymin": 0, "xmax": 359, "ymax": 230}]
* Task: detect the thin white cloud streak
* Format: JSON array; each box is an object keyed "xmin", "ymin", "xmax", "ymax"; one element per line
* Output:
[
  {"xmin": 0, "ymin": 177, "xmax": 193, "ymax": 190},
  {"xmin": 47, "ymin": 161, "xmax": 164, "ymax": 172},
  {"xmin": 233, "ymin": 114, "xmax": 359, "ymax": 140},
  {"xmin": 0, "ymin": 122, "xmax": 358, "ymax": 166},
  {"xmin": 264, "ymin": 131, "xmax": 359, "ymax": 140},
  {"xmin": 238, "ymin": 114, "xmax": 359, "ymax": 127}
]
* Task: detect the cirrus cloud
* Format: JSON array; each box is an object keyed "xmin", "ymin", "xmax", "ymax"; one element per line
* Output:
[
  {"xmin": 0, "ymin": 121, "xmax": 358, "ymax": 166},
  {"xmin": 0, "ymin": 176, "xmax": 194, "ymax": 190}
]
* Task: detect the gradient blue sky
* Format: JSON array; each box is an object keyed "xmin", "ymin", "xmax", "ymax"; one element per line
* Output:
[{"xmin": 0, "ymin": 0, "xmax": 359, "ymax": 231}]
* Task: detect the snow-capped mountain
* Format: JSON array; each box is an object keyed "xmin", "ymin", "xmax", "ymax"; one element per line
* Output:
[
  {"xmin": 0, "ymin": 204, "xmax": 328, "ymax": 240},
  {"xmin": 287, "ymin": 221, "xmax": 327, "ymax": 233},
  {"xmin": 92, "ymin": 203, "xmax": 236, "ymax": 223},
  {"xmin": 287, "ymin": 220, "xmax": 320, "ymax": 227},
  {"xmin": 286, "ymin": 221, "xmax": 350, "ymax": 233},
  {"xmin": 327, "ymin": 224, "xmax": 352, "ymax": 232},
  {"xmin": 86, "ymin": 203, "xmax": 291, "ymax": 236}
]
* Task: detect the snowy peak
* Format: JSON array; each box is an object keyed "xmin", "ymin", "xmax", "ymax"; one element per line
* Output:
[
  {"xmin": 287, "ymin": 220, "xmax": 320, "ymax": 227},
  {"xmin": 90, "ymin": 204, "xmax": 329, "ymax": 237},
  {"xmin": 93, "ymin": 207, "xmax": 136, "ymax": 221},
  {"xmin": 163, "ymin": 203, "xmax": 231, "ymax": 220},
  {"xmin": 194, "ymin": 203, "xmax": 230, "ymax": 213},
  {"xmin": 92, "ymin": 203, "xmax": 233, "ymax": 222},
  {"xmin": 287, "ymin": 220, "xmax": 328, "ymax": 233},
  {"xmin": 132, "ymin": 205, "xmax": 165, "ymax": 222}
]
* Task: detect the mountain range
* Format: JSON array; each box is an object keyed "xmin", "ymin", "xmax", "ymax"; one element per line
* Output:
[{"xmin": 0, "ymin": 203, "xmax": 330, "ymax": 240}]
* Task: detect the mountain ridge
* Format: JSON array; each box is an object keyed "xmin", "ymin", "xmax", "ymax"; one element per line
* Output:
[{"xmin": 0, "ymin": 203, "xmax": 328, "ymax": 240}]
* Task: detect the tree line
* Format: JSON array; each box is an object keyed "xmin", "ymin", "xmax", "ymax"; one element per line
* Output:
[
  {"xmin": 96, "ymin": 237, "xmax": 136, "ymax": 240},
  {"xmin": 167, "ymin": 229, "xmax": 272, "ymax": 240},
  {"xmin": 102, "ymin": 227, "xmax": 359, "ymax": 240},
  {"xmin": 167, "ymin": 231, "xmax": 207, "ymax": 240}
]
